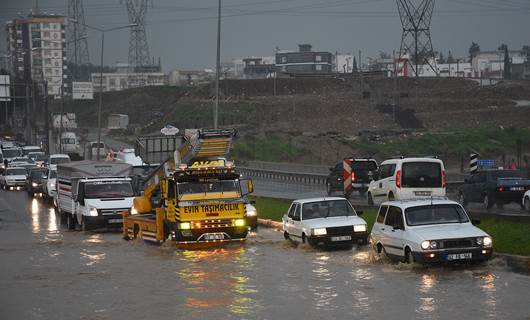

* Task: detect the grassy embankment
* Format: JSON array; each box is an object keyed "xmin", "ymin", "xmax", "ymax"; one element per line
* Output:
[
  {"xmin": 252, "ymin": 196, "xmax": 530, "ymax": 256},
  {"xmin": 232, "ymin": 135, "xmax": 304, "ymax": 162},
  {"xmin": 352, "ymin": 127, "xmax": 530, "ymax": 161}
]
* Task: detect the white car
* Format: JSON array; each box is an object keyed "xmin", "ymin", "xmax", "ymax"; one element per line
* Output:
[
  {"xmin": 42, "ymin": 167, "xmax": 57, "ymax": 202},
  {"xmin": 0, "ymin": 167, "xmax": 28, "ymax": 190},
  {"xmin": 282, "ymin": 197, "xmax": 368, "ymax": 247},
  {"xmin": 523, "ymin": 190, "xmax": 530, "ymax": 212},
  {"xmin": 48, "ymin": 154, "xmax": 71, "ymax": 167},
  {"xmin": 370, "ymin": 198, "xmax": 493, "ymax": 264},
  {"xmin": 368, "ymin": 157, "xmax": 446, "ymax": 205}
]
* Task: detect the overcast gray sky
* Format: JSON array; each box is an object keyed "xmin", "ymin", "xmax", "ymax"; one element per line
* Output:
[{"xmin": 2, "ymin": 0, "xmax": 530, "ymax": 71}]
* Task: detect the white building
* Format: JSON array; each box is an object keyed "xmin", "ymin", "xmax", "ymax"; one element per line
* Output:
[
  {"xmin": 168, "ymin": 69, "xmax": 213, "ymax": 86},
  {"xmin": 335, "ymin": 54, "xmax": 355, "ymax": 73},
  {"xmin": 6, "ymin": 13, "xmax": 66, "ymax": 96},
  {"xmin": 91, "ymin": 64, "xmax": 167, "ymax": 92},
  {"xmin": 472, "ymin": 50, "xmax": 527, "ymax": 78}
]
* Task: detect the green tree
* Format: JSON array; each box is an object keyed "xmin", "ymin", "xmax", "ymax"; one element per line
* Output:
[
  {"xmin": 352, "ymin": 57, "xmax": 358, "ymax": 73},
  {"xmin": 468, "ymin": 42, "xmax": 480, "ymax": 62},
  {"xmin": 447, "ymin": 50, "xmax": 456, "ymax": 64},
  {"xmin": 504, "ymin": 45, "xmax": 511, "ymax": 79}
]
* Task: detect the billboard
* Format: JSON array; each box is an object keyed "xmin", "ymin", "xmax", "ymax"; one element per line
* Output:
[
  {"xmin": 72, "ymin": 82, "xmax": 93, "ymax": 100},
  {"xmin": 0, "ymin": 75, "xmax": 10, "ymax": 102}
]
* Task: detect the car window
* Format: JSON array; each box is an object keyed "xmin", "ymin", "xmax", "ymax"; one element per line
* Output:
[
  {"xmin": 376, "ymin": 205, "xmax": 388, "ymax": 223},
  {"xmin": 401, "ymin": 162, "xmax": 442, "ymax": 188},
  {"xmin": 378, "ymin": 164, "xmax": 390, "ymax": 179},
  {"xmin": 301, "ymin": 200, "xmax": 355, "ymax": 220},
  {"xmin": 287, "ymin": 203, "xmax": 297, "ymax": 218},
  {"xmin": 293, "ymin": 204, "xmax": 301, "ymax": 220},
  {"xmin": 351, "ymin": 161, "xmax": 378, "ymax": 171},
  {"xmin": 405, "ymin": 204, "xmax": 469, "ymax": 226},
  {"xmin": 384, "ymin": 206, "xmax": 402, "ymax": 227},
  {"xmin": 490, "ymin": 170, "xmax": 522, "ymax": 180}
]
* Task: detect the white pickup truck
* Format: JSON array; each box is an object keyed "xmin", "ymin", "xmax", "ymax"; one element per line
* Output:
[{"xmin": 56, "ymin": 161, "xmax": 134, "ymax": 231}]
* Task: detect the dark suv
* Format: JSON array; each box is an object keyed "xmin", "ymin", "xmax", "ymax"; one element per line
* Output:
[
  {"xmin": 25, "ymin": 167, "xmax": 47, "ymax": 197},
  {"xmin": 458, "ymin": 169, "xmax": 530, "ymax": 209},
  {"xmin": 326, "ymin": 158, "xmax": 378, "ymax": 197}
]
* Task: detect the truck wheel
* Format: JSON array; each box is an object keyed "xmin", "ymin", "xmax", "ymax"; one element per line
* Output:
[
  {"xmin": 483, "ymin": 194, "xmax": 493, "ymax": 209},
  {"xmin": 367, "ymin": 192, "xmax": 374, "ymax": 206},
  {"xmin": 524, "ymin": 198, "xmax": 530, "ymax": 212},
  {"xmin": 81, "ymin": 217, "xmax": 92, "ymax": 231},
  {"xmin": 66, "ymin": 214, "xmax": 76, "ymax": 231}
]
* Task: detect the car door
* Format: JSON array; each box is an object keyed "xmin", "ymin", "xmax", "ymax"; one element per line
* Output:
[
  {"xmin": 382, "ymin": 206, "xmax": 404, "ymax": 257},
  {"xmin": 284, "ymin": 203, "xmax": 297, "ymax": 235},
  {"xmin": 371, "ymin": 164, "xmax": 389, "ymax": 200},
  {"xmin": 470, "ymin": 172, "xmax": 487, "ymax": 202},
  {"xmin": 291, "ymin": 204, "xmax": 303, "ymax": 238},
  {"xmin": 371, "ymin": 205, "xmax": 388, "ymax": 243}
]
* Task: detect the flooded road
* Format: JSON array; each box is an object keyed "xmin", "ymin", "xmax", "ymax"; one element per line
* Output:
[{"xmin": 1, "ymin": 190, "xmax": 530, "ymax": 319}]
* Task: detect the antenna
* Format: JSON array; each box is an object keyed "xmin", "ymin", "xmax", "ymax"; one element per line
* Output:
[
  {"xmin": 67, "ymin": 0, "xmax": 90, "ymax": 80},
  {"xmin": 396, "ymin": 0, "xmax": 437, "ymax": 77},
  {"xmin": 125, "ymin": 0, "xmax": 151, "ymax": 72}
]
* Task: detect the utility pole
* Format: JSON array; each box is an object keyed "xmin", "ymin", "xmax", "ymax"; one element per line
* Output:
[
  {"xmin": 214, "ymin": 0, "xmax": 221, "ymax": 129},
  {"xmin": 393, "ymin": 50, "xmax": 397, "ymax": 122},
  {"xmin": 59, "ymin": 84, "xmax": 64, "ymax": 153},
  {"xmin": 25, "ymin": 84, "xmax": 31, "ymax": 144},
  {"xmin": 358, "ymin": 50, "xmax": 362, "ymax": 96},
  {"xmin": 43, "ymin": 81, "xmax": 49, "ymax": 153}
]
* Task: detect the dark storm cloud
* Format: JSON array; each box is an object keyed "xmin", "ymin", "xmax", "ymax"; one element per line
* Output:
[{"xmin": 1, "ymin": 0, "xmax": 530, "ymax": 71}]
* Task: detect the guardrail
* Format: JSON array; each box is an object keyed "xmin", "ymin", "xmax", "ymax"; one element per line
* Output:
[{"xmin": 239, "ymin": 166, "xmax": 464, "ymax": 190}]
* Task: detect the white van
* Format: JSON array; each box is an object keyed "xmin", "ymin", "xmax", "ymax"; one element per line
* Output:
[
  {"xmin": 367, "ymin": 157, "xmax": 446, "ymax": 205},
  {"xmin": 88, "ymin": 141, "xmax": 106, "ymax": 160}
]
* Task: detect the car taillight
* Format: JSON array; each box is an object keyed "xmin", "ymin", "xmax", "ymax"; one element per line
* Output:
[
  {"xmin": 442, "ymin": 170, "xmax": 446, "ymax": 188},
  {"xmin": 351, "ymin": 170, "xmax": 356, "ymax": 182},
  {"xmin": 498, "ymin": 186, "xmax": 504, "ymax": 192},
  {"xmin": 396, "ymin": 170, "xmax": 401, "ymax": 188}
]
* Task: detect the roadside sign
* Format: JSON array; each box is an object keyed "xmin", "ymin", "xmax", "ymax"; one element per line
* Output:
[
  {"xmin": 477, "ymin": 159, "xmax": 495, "ymax": 168},
  {"xmin": 72, "ymin": 82, "xmax": 93, "ymax": 100},
  {"xmin": 161, "ymin": 125, "xmax": 179, "ymax": 136},
  {"xmin": 0, "ymin": 75, "xmax": 11, "ymax": 102}
]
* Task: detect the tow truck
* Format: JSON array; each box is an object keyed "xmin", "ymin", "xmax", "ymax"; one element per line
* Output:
[{"xmin": 122, "ymin": 128, "xmax": 254, "ymax": 244}]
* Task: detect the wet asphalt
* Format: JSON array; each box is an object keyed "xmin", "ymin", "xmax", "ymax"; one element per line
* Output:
[{"xmin": 1, "ymin": 189, "xmax": 530, "ymax": 320}]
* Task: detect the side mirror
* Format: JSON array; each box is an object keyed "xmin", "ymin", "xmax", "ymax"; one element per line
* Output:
[
  {"xmin": 356, "ymin": 210, "xmax": 364, "ymax": 216},
  {"xmin": 471, "ymin": 219, "xmax": 480, "ymax": 225}
]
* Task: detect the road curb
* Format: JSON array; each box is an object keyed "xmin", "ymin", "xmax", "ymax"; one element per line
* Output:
[
  {"xmin": 495, "ymin": 253, "xmax": 530, "ymax": 272},
  {"xmin": 257, "ymin": 218, "xmax": 283, "ymax": 230}
]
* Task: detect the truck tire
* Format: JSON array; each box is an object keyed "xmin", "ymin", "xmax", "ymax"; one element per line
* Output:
[
  {"xmin": 81, "ymin": 217, "xmax": 93, "ymax": 231},
  {"xmin": 66, "ymin": 213, "xmax": 76, "ymax": 230}
]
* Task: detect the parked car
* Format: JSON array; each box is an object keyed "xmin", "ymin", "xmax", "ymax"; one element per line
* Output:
[
  {"xmin": 367, "ymin": 157, "xmax": 446, "ymax": 205},
  {"xmin": 326, "ymin": 158, "xmax": 378, "ymax": 197},
  {"xmin": 0, "ymin": 167, "xmax": 28, "ymax": 190},
  {"xmin": 523, "ymin": 190, "xmax": 530, "ymax": 213},
  {"xmin": 458, "ymin": 169, "xmax": 530, "ymax": 209},
  {"xmin": 282, "ymin": 197, "xmax": 368, "ymax": 247},
  {"xmin": 26, "ymin": 167, "xmax": 47, "ymax": 197},
  {"xmin": 370, "ymin": 198, "xmax": 493, "ymax": 264},
  {"xmin": 42, "ymin": 167, "xmax": 57, "ymax": 202}
]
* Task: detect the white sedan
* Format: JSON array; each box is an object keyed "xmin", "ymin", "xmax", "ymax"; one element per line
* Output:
[
  {"xmin": 282, "ymin": 197, "xmax": 368, "ymax": 247},
  {"xmin": 523, "ymin": 190, "xmax": 530, "ymax": 212}
]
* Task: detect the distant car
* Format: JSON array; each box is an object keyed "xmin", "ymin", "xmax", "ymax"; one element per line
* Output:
[
  {"xmin": 370, "ymin": 199, "xmax": 493, "ymax": 264},
  {"xmin": 1, "ymin": 147, "xmax": 23, "ymax": 163},
  {"xmin": 368, "ymin": 157, "xmax": 446, "ymax": 206},
  {"xmin": 26, "ymin": 167, "xmax": 47, "ymax": 197},
  {"xmin": 282, "ymin": 197, "xmax": 368, "ymax": 247},
  {"xmin": 48, "ymin": 154, "xmax": 71, "ymax": 167},
  {"xmin": 522, "ymin": 190, "xmax": 530, "ymax": 213},
  {"xmin": 458, "ymin": 170, "xmax": 530, "ymax": 209},
  {"xmin": 326, "ymin": 158, "xmax": 378, "ymax": 197},
  {"xmin": 0, "ymin": 167, "xmax": 28, "ymax": 190},
  {"xmin": 28, "ymin": 152, "xmax": 47, "ymax": 167},
  {"xmin": 21, "ymin": 145, "xmax": 42, "ymax": 156}
]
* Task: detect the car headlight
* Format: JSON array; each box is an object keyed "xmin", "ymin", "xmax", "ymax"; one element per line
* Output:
[
  {"xmin": 50, "ymin": 182, "xmax": 55, "ymax": 190},
  {"xmin": 312, "ymin": 228, "xmax": 327, "ymax": 236},
  {"xmin": 180, "ymin": 222, "xmax": 191, "ymax": 230},
  {"xmin": 234, "ymin": 219, "xmax": 246, "ymax": 227},
  {"xmin": 353, "ymin": 224, "xmax": 367, "ymax": 232},
  {"xmin": 130, "ymin": 206, "xmax": 138, "ymax": 215},
  {"xmin": 483, "ymin": 236, "xmax": 492, "ymax": 247},
  {"xmin": 88, "ymin": 208, "xmax": 99, "ymax": 216},
  {"xmin": 32, "ymin": 182, "xmax": 38, "ymax": 187},
  {"xmin": 246, "ymin": 209, "xmax": 257, "ymax": 217},
  {"xmin": 421, "ymin": 240, "xmax": 438, "ymax": 250}
]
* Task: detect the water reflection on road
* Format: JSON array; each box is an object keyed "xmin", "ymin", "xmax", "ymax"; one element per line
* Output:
[{"xmin": 2, "ymin": 191, "xmax": 530, "ymax": 320}]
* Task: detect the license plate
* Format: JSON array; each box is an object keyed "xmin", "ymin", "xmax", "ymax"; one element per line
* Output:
[
  {"xmin": 108, "ymin": 218, "xmax": 123, "ymax": 224},
  {"xmin": 510, "ymin": 187, "xmax": 524, "ymax": 191},
  {"xmin": 414, "ymin": 191, "xmax": 432, "ymax": 196},
  {"xmin": 204, "ymin": 233, "xmax": 225, "ymax": 240},
  {"xmin": 331, "ymin": 235, "xmax": 352, "ymax": 242},
  {"xmin": 446, "ymin": 252, "xmax": 472, "ymax": 261}
]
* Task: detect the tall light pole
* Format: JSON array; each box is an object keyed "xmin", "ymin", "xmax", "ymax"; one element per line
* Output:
[
  {"xmin": 70, "ymin": 20, "xmax": 136, "ymax": 160},
  {"xmin": 214, "ymin": 0, "xmax": 221, "ymax": 129}
]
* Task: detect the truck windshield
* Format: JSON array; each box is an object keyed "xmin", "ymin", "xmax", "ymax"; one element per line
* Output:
[
  {"xmin": 177, "ymin": 180, "xmax": 239, "ymax": 198},
  {"xmin": 352, "ymin": 161, "xmax": 378, "ymax": 171},
  {"xmin": 405, "ymin": 204, "xmax": 469, "ymax": 226},
  {"xmin": 50, "ymin": 157, "xmax": 70, "ymax": 164},
  {"xmin": 302, "ymin": 200, "xmax": 356, "ymax": 220},
  {"xmin": 2, "ymin": 149, "xmax": 21, "ymax": 158},
  {"xmin": 85, "ymin": 182, "xmax": 134, "ymax": 198},
  {"xmin": 7, "ymin": 168, "xmax": 27, "ymax": 175}
]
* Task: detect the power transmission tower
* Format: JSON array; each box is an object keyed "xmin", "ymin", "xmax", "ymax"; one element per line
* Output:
[
  {"xmin": 67, "ymin": 0, "xmax": 90, "ymax": 81},
  {"xmin": 125, "ymin": 0, "xmax": 151, "ymax": 72},
  {"xmin": 396, "ymin": 0, "xmax": 437, "ymax": 77}
]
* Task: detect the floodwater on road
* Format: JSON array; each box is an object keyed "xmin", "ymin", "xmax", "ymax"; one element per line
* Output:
[{"xmin": 1, "ymin": 190, "xmax": 530, "ymax": 320}]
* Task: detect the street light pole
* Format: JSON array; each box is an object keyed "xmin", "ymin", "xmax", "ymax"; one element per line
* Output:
[{"xmin": 214, "ymin": 0, "xmax": 221, "ymax": 129}]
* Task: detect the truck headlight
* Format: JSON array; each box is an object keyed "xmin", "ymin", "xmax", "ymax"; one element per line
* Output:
[
  {"xmin": 88, "ymin": 208, "xmax": 99, "ymax": 216},
  {"xmin": 32, "ymin": 182, "xmax": 38, "ymax": 187},
  {"xmin": 312, "ymin": 228, "xmax": 327, "ymax": 236},
  {"xmin": 483, "ymin": 236, "xmax": 492, "ymax": 247},
  {"xmin": 130, "ymin": 206, "xmax": 138, "ymax": 215},
  {"xmin": 180, "ymin": 222, "xmax": 191, "ymax": 230},
  {"xmin": 246, "ymin": 209, "xmax": 257, "ymax": 217},
  {"xmin": 353, "ymin": 224, "xmax": 367, "ymax": 232},
  {"xmin": 234, "ymin": 219, "xmax": 246, "ymax": 227}
]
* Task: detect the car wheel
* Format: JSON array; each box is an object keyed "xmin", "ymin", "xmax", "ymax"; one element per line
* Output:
[
  {"xmin": 326, "ymin": 182, "xmax": 332, "ymax": 196},
  {"xmin": 302, "ymin": 233, "xmax": 307, "ymax": 244},
  {"xmin": 367, "ymin": 192, "xmax": 374, "ymax": 206},
  {"xmin": 524, "ymin": 197, "xmax": 530, "ymax": 213},
  {"xmin": 459, "ymin": 192, "xmax": 468, "ymax": 206},
  {"xmin": 358, "ymin": 236, "xmax": 368, "ymax": 246},
  {"xmin": 66, "ymin": 213, "xmax": 76, "ymax": 231},
  {"xmin": 405, "ymin": 247, "xmax": 414, "ymax": 264},
  {"xmin": 483, "ymin": 194, "xmax": 493, "ymax": 209},
  {"xmin": 283, "ymin": 231, "xmax": 290, "ymax": 240}
]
